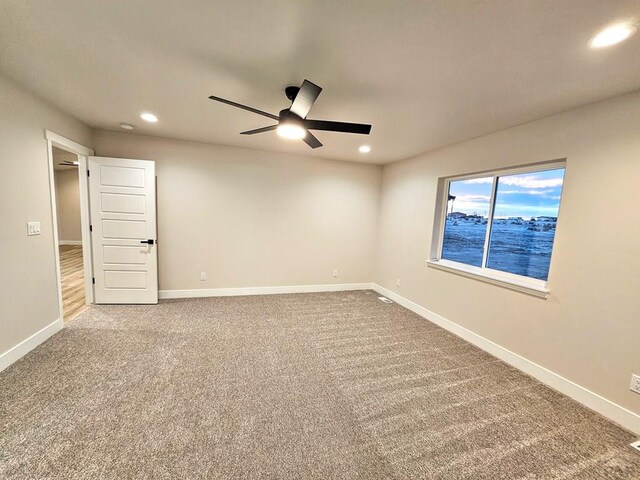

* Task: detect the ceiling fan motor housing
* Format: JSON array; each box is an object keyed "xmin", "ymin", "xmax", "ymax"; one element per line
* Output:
[
  {"xmin": 284, "ymin": 85, "xmax": 300, "ymax": 101},
  {"xmin": 279, "ymin": 108, "xmax": 304, "ymax": 125}
]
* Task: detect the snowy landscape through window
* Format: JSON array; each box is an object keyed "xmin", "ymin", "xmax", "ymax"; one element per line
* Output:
[{"xmin": 441, "ymin": 165, "xmax": 565, "ymax": 282}]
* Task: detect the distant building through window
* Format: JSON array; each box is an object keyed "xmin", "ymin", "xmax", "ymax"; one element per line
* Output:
[{"xmin": 439, "ymin": 164, "xmax": 565, "ymax": 282}]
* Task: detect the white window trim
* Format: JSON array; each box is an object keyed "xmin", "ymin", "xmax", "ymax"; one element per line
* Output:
[
  {"xmin": 426, "ymin": 259, "xmax": 549, "ymax": 298},
  {"xmin": 428, "ymin": 160, "xmax": 565, "ymax": 299}
]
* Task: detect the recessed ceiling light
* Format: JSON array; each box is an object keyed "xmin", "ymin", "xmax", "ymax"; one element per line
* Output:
[
  {"xmin": 119, "ymin": 123, "xmax": 135, "ymax": 130},
  {"xmin": 140, "ymin": 112, "xmax": 158, "ymax": 123},
  {"xmin": 359, "ymin": 145, "xmax": 371, "ymax": 153},
  {"xmin": 276, "ymin": 123, "xmax": 306, "ymax": 140},
  {"xmin": 589, "ymin": 23, "xmax": 637, "ymax": 48}
]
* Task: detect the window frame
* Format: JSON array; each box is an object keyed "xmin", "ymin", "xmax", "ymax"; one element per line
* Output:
[{"xmin": 427, "ymin": 160, "xmax": 566, "ymax": 298}]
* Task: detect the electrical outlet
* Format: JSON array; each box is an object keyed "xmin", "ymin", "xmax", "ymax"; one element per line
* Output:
[
  {"xmin": 333, "ymin": 269, "xmax": 338, "ymax": 278},
  {"xmin": 27, "ymin": 222, "xmax": 41, "ymax": 236},
  {"xmin": 630, "ymin": 374, "xmax": 640, "ymax": 395},
  {"xmin": 395, "ymin": 278, "xmax": 401, "ymax": 287},
  {"xmin": 200, "ymin": 272, "xmax": 207, "ymax": 281}
]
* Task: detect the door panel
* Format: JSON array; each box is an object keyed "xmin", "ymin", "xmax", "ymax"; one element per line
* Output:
[
  {"xmin": 103, "ymin": 246, "xmax": 148, "ymax": 265},
  {"xmin": 102, "ymin": 219, "xmax": 147, "ymax": 239},
  {"xmin": 89, "ymin": 156, "xmax": 158, "ymax": 304},
  {"xmin": 100, "ymin": 193, "xmax": 146, "ymax": 214},
  {"xmin": 100, "ymin": 165, "xmax": 146, "ymax": 187},
  {"xmin": 104, "ymin": 271, "xmax": 148, "ymax": 289}
]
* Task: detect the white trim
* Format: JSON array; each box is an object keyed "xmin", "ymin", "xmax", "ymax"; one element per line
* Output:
[
  {"xmin": 372, "ymin": 284, "xmax": 640, "ymax": 435},
  {"xmin": 46, "ymin": 137, "xmax": 64, "ymax": 324},
  {"xmin": 45, "ymin": 131, "xmax": 95, "ymax": 318},
  {"xmin": 427, "ymin": 259, "xmax": 549, "ymax": 298},
  {"xmin": 480, "ymin": 176, "xmax": 499, "ymax": 268},
  {"xmin": 58, "ymin": 240, "xmax": 83, "ymax": 246},
  {"xmin": 77, "ymin": 155, "xmax": 94, "ymax": 305},
  {"xmin": 440, "ymin": 158, "xmax": 567, "ymax": 183},
  {"xmin": 159, "ymin": 283, "xmax": 373, "ymax": 299},
  {"xmin": 0, "ymin": 319, "xmax": 63, "ymax": 372},
  {"xmin": 430, "ymin": 160, "xmax": 566, "ymax": 298},
  {"xmin": 45, "ymin": 130, "xmax": 94, "ymax": 156}
]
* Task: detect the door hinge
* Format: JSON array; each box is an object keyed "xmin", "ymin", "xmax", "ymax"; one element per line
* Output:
[
  {"xmin": 89, "ymin": 224, "xmax": 93, "ymax": 232},
  {"xmin": 87, "ymin": 169, "xmax": 90, "ymax": 177},
  {"xmin": 92, "ymin": 277, "xmax": 95, "ymax": 285}
]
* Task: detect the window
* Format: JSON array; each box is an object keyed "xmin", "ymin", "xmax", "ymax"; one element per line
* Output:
[{"xmin": 430, "ymin": 163, "xmax": 565, "ymax": 296}]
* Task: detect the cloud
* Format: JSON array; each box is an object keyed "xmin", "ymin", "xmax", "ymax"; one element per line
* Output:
[
  {"xmin": 453, "ymin": 172, "xmax": 564, "ymax": 217},
  {"xmin": 499, "ymin": 189, "xmax": 553, "ymax": 196},
  {"xmin": 500, "ymin": 176, "xmax": 563, "ymax": 189},
  {"xmin": 449, "ymin": 195, "xmax": 491, "ymax": 215},
  {"xmin": 463, "ymin": 177, "xmax": 493, "ymax": 184},
  {"xmin": 454, "ymin": 194, "xmax": 491, "ymax": 202},
  {"xmin": 464, "ymin": 175, "xmax": 563, "ymax": 189}
]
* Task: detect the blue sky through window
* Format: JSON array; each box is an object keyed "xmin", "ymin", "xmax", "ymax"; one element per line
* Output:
[{"xmin": 448, "ymin": 168, "xmax": 565, "ymax": 219}]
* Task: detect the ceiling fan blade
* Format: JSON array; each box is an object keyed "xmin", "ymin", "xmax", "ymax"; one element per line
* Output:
[
  {"xmin": 303, "ymin": 131, "xmax": 323, "ymax": 149},
  {"xmin": 289, "ymin": 80, "xmax": 322, "ymax": 119},
  {"xmin": 240, "ymin": 125, "xmax": 278, "ymax": 135},
  {"xmin": 305, "ymin": 119, "xmax": 371, "ymax": 135},
  {"xmin": 209, "ymin": 95, "xmax": 279, "ymax": 121}
]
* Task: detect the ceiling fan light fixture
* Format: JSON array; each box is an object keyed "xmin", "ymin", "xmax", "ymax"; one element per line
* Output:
[{"xmin": 277, "ymin": 122, "xmax": 306, "ymax": 140}]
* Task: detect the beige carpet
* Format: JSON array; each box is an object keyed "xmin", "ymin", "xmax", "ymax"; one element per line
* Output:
[{"xmin": 1, "ymin": 290, "xmax": 638, "ymax": 479}]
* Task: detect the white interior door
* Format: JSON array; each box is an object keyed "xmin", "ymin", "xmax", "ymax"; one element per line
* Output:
[{"xmin": 89, "ymin": 156, "xmax": 158, "ymax": 304}]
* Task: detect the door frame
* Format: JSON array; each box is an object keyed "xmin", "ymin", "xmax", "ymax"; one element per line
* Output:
[{"xmin": 45, "ymin": 130, "xmax": 95, "ymax": 321}]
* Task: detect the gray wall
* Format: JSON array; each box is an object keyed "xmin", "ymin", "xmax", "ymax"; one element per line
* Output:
[
  {"xmin": 54, "ymin": 168, "xmax": 81, "ymax": 243},
  {"xmin": 374, "ymin": 90, "xmax": 640, "ymax": 415},
  {"xmin": 0, "ymin": 73, "xmax": 92, "ymax": 356},
  {"xmin": 91, "ymin": 130, "xmax": 382, "ymax": 292}
]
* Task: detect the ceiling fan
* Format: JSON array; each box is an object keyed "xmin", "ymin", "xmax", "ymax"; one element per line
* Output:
[{"xmin": 208, "ymin": 79, "xmax": 371, "ymax": 149}]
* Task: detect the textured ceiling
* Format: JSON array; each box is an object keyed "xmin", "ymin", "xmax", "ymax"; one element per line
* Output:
[{"xmin": 2, "ymin": 1, "xmax": 640, "ymax": 164}]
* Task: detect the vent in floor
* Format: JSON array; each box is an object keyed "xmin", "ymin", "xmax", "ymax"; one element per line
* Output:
[
  {"xmin": 631, "ymin": 440, "xmax": 640, "ymax": 452},
  {"xmin": 378, "ymin": 296, "xmax": 393, "ymax": 304}
]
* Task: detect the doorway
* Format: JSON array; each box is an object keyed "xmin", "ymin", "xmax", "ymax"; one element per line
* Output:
[
  {"xmin": 52, "ymin": 147, "xmax": 87, "ymax": 320},
  {"xmin": 46, "ymin": 131, "xmax": 159, "ymax": 318},
  {"xmin": 46, "ymin": 131, "xmax": 95, "ymax": 324}
]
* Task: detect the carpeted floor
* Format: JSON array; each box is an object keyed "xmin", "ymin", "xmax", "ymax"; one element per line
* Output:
[{"xmin": 1, "ymin": 291, "xmax": 638, "ymax": 479}]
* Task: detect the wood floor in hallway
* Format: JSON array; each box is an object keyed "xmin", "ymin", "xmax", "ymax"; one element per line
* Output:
[{"xmin": 59, "ymin": 245, "xmax": 87, "ymax": 322}]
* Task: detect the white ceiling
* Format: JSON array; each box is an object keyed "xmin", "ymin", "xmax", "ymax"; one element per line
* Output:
[{"xmin": 2, "ymin": 1, "xmax": 640, "ymax": 164}]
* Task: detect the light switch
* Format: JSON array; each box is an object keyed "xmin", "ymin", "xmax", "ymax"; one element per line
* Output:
[{"xmin": 27, "ymin": 222, "xmax": 41, "ymax": 236}]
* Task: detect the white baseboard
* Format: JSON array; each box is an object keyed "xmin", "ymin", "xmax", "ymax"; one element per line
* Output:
[
  {"xmin": 159, "ymin": 282, "xmax": 374, "ymax": 300},
  {"xmin": 58, "ymin": 240, "xmax": 82, "ymax": 246},
  {"xmin": 373, "ymin": 284, "xmax": 640, "ymax": 435},
  {"xmin": 0, "ymin": 318, "xmax": 63, "ymax": 372}
]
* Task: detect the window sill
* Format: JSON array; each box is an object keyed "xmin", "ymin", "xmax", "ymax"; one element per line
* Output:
[{"xmin": 426, "ymin": 259, "xmax": 549, "ymax": 299}]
